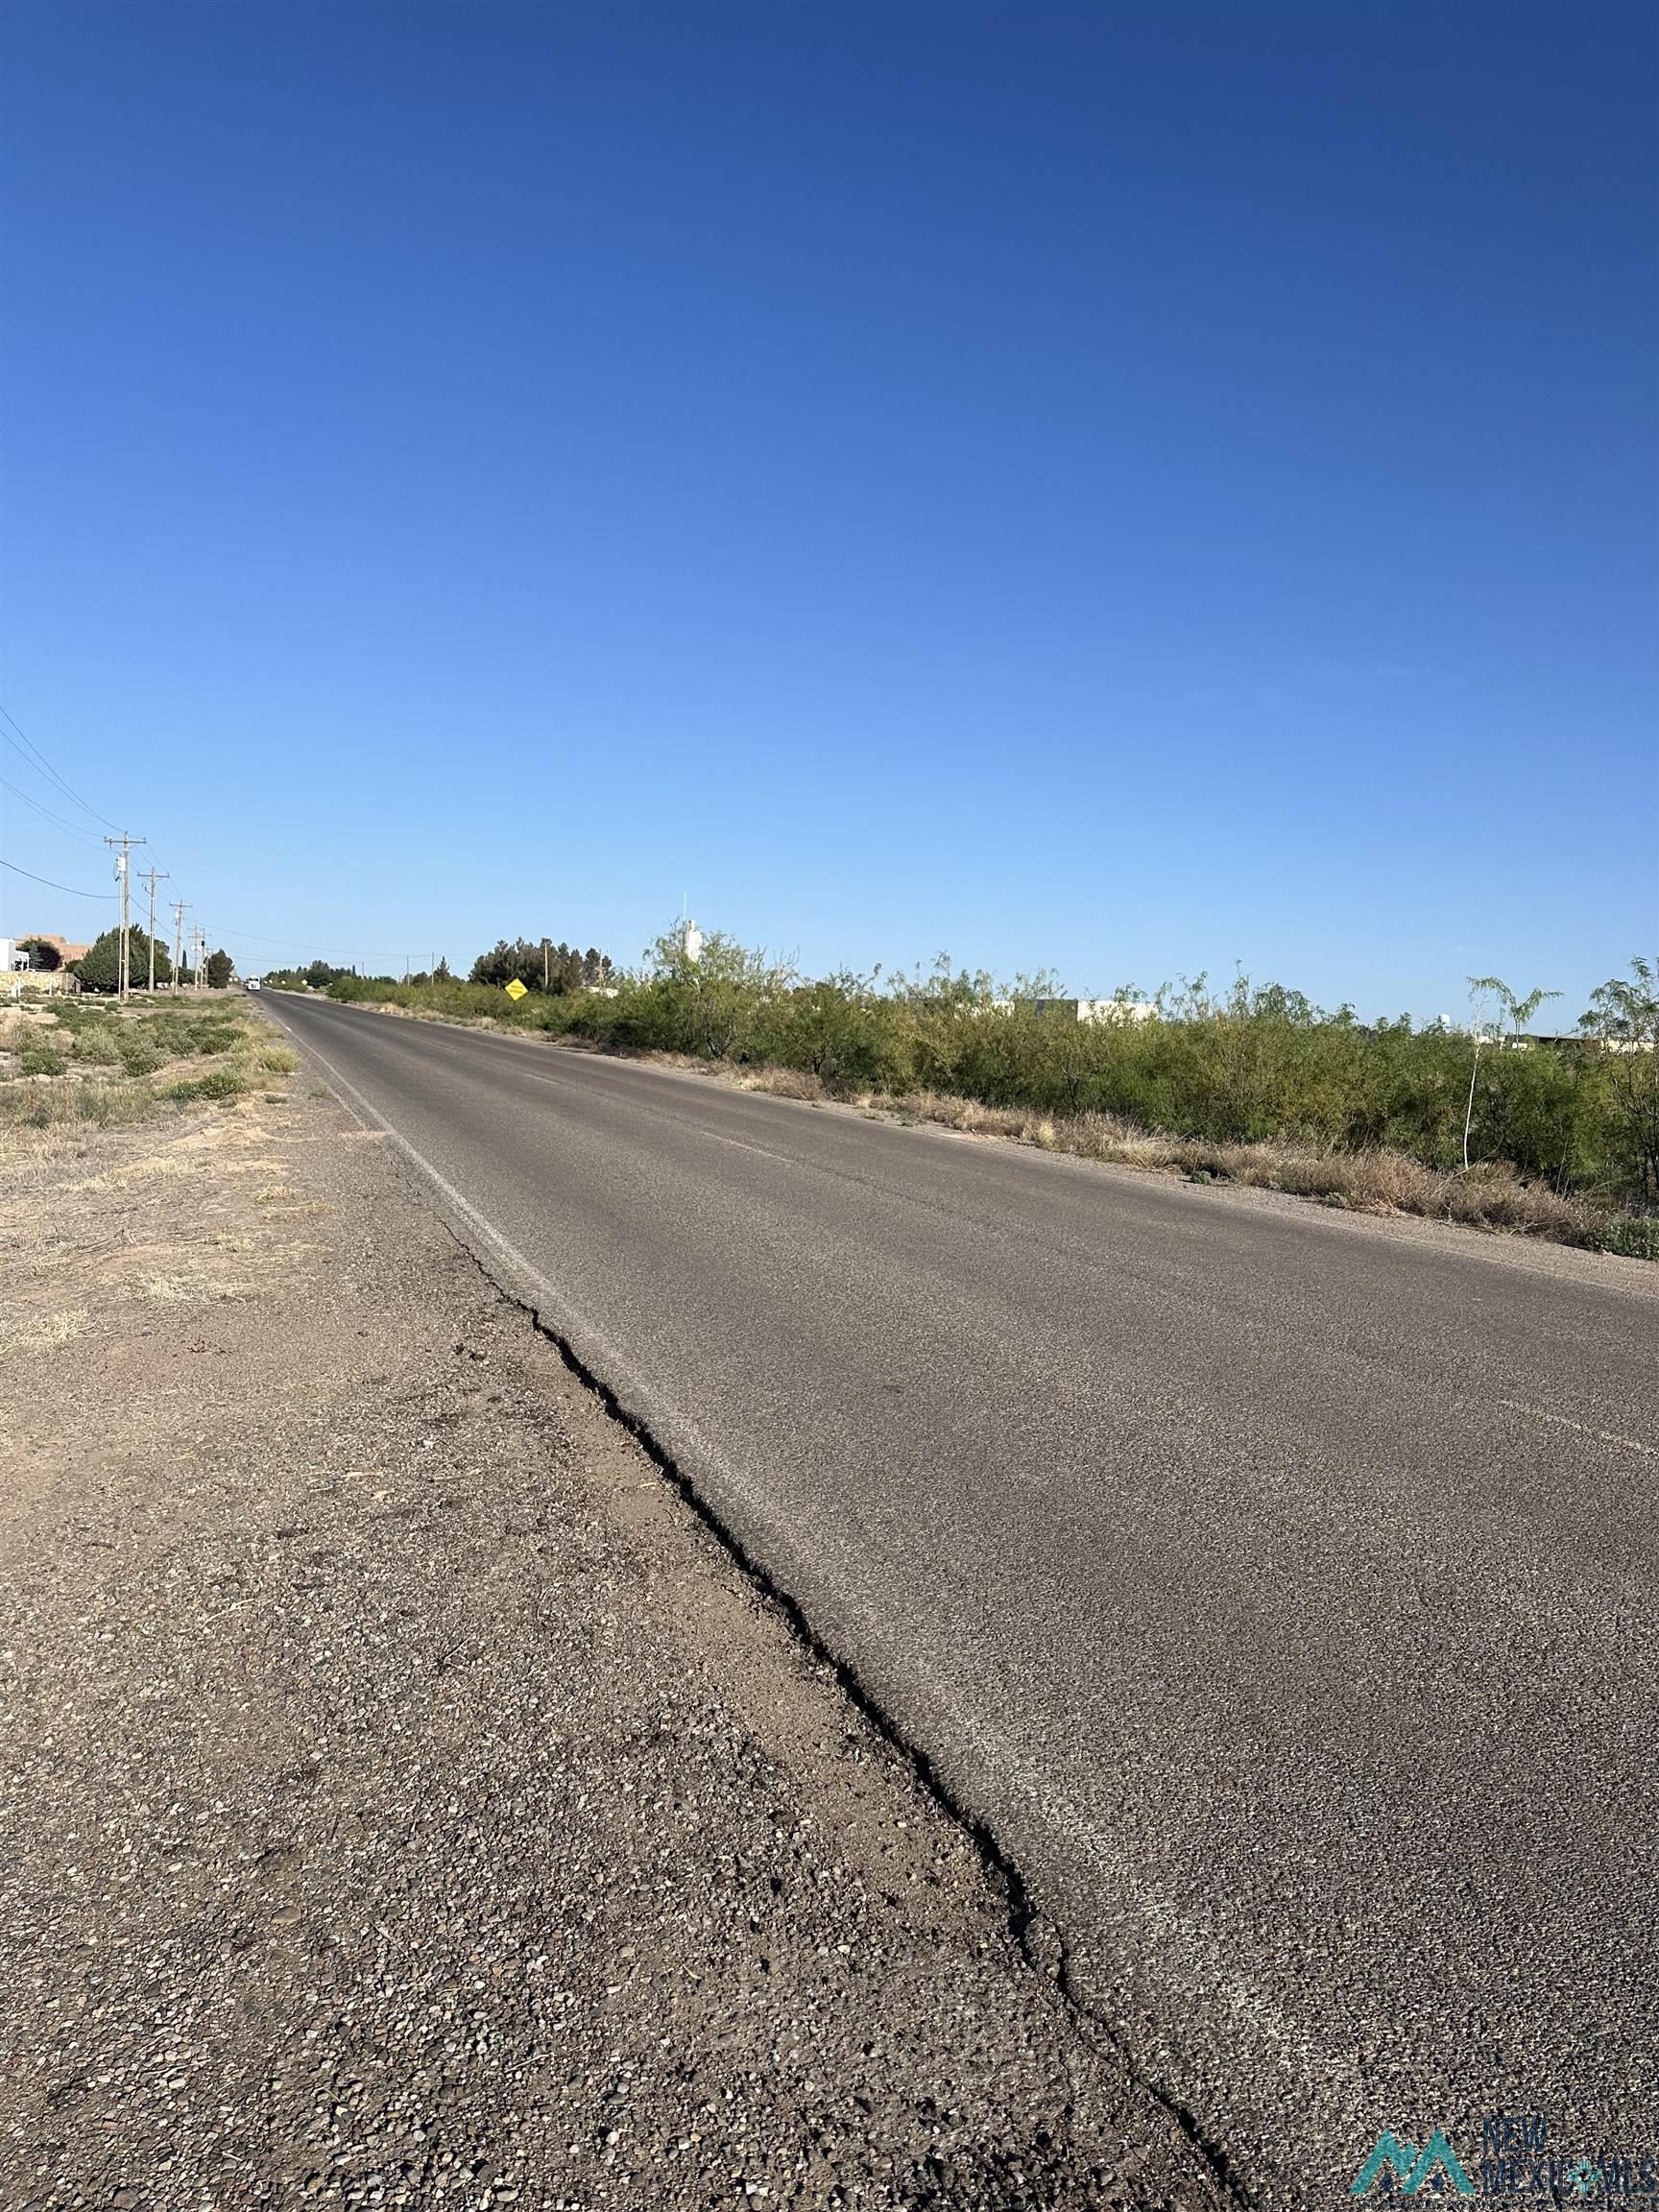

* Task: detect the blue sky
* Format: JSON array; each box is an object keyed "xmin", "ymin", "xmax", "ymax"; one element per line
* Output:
[{"xmin": 2, "ymin": 1, "xmax": 1654, "ymax": 1017}]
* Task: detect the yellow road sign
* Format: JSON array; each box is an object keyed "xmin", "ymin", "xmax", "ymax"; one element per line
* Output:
[{"xmin": 504, "ymin": 978, "xmax": 528, "ymax": 1001}]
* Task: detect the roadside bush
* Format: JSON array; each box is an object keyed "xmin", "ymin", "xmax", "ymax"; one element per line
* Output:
[
  {"xmin": 142, "ymin": 1014, "xmax": 195, "ymax": 1059},
  {"xmin": 1600, "ymin": 1215, "xmax": 1659, "ymax": 1262},
  {"xmin": 753, "ymin": 974, "xmax": 906, "ymax": 1094},
  {"xmin": 70, "ymin": 1024, "xmax": 122, "ymax": 1065},
  {"xmin": 166, "ymin": 1067, "xmax": 247, "ymax": 1101},
  {"xmin": 17, "ymin": 1038, "xmax": 67, "ymax": 1077},
  {"xmin": 1576, "ymin": 956, "xmax": 1659, "ymax": 1204}
]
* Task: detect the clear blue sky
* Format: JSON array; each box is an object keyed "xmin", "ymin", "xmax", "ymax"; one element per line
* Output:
[{"xmin": 3, "ymin": 1, "xmax": 1654, "ymax": 1017}]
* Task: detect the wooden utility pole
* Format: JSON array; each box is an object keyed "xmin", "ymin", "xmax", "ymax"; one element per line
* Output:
[
  {"xmin": 103, "ymin": 832, "xmax": 146, "ymax": 1001},
  {"xmin": 140, "ymin": 866, "xmax": 169, "ymax": 991},
  {"xmin": 171, "ymin": 901, "xmax": 188, "ymax": 996},
  {"xmin": 542, "ymin": 937, "xmax": 549, "ymax": 991}
]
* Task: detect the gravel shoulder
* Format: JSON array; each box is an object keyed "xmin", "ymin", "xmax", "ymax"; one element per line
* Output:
[{"xmin": 0, "ymin": 1064, "xmax": 1222, "ymax": 2210}]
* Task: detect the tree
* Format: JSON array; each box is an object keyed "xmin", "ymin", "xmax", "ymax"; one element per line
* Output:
[
  {"xmin": 1462, "ymin": 974, "xmax": 1560, "ymax": 1169},
  {"xmin": 205, "ymin": 948, "xmax": 234, "ymax": 990},
  {"xmin": 71, "ymin": 926, "xmax": 173, "ymax": 994},
  {"xmin": 469, "ymin": 936, "xmax": 611, "ymax": 995},
  {"xmin": 1578, "ymin": 956, "xmax": 1659, "ymax": 1204},
  {"xmin": 16, "ymin": 936, "xmax": 60, "ymax": 972},
  {"xmin": 1469, "ymin": 976, "xmax": 1562, "ymax": 1039}
]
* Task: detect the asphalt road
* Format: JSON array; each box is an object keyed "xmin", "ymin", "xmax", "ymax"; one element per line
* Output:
[{"xmin": 262, "ymin": 992, "xmax": 1659, "ymax": 2206}]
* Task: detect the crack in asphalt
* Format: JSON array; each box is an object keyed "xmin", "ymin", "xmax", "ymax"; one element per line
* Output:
[
  {"xmin": 275, "ymin": 990, "xmax": 1247, "ymax": 2207},
  {"xmin": 414, "ymin": 1147, "xmax": 1249, "ymax": 2209}
]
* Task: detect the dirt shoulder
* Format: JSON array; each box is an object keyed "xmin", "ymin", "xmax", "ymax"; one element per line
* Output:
[{"xmin": 0, "ymin": 1047, "xmax": 1221, "ymax": 2209}]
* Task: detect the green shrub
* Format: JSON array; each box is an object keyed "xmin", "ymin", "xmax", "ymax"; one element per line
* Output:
[
  {"xmin": 166, "ymin": 1067, "xmax": 247, "ymax": 1101},
  {"xmin": 114, "ymin": 1031, "xmax": 162, "ymax": 1075},
  {"xmin": 141, "ymin": 1014, "xmax": 192, "ymax": 1058},
  {"xmin": 1576, "ymin": 957, "xmax": 1659, "ymax": 1204},
  {"xmin": 70, "ymin": 1025, "xmax": 122, "ymax": 1065},
  {"xmin": 17, "ymin": 1039, "xmax": 67, "ymax": 1077},
  {"xmin": 1599, "ymin": 1215, "xmax": 1659, "ymax": 1262}
]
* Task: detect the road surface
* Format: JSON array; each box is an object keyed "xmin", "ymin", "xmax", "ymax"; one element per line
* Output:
[{"xmin": 263, "ymin": 992, "xmax": 1659, "ymax": 2204}]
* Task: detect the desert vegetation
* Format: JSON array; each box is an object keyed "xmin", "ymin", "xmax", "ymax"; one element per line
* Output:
[
  {"xmin": 0, "ymin": 997, "xmax": 294, "ymax": 1150},
  {"xmin": 266, "ymin": 936, "xmax": 1659, "ymax": 1256}
]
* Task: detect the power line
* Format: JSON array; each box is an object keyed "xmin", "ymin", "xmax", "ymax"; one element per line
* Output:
[
  {"xmin": 1, "ymin": 776, "xmax": 108, "ymax": 844},
  {"xmin": 0, "ymin": 709, "xmax": 123, "ymax": 832},
  {"xmin": 0, "ymin": 855, "xmax": 120, "ymax": 902},
  {"xmin": 215, "ymin": 926, "xmax": 359, "ymax": 954},
  {"xmin": 1, "ymin": 709, "xmax": 411, "ymax": 977},
  {"xmin": 211, "ymin": 922, "xmax": 387, "ymax": 959}
]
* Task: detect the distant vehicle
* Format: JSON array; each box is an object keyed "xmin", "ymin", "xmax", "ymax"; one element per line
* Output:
[{"xmin": 245, "ymin": 977, "xmax": 262, "ymax": 991}]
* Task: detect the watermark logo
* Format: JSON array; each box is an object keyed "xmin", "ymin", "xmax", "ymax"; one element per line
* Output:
[
  {"xmin": 1352, "ymin": 2128, "xmax": 1476, "ymax": 2197},
  {"xmin": 1350, "ymin": 2116, "xmax": 1659, "ymax": 2202}
]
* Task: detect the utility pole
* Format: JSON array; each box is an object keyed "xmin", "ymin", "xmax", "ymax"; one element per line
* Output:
[
  {"xmin": 139, "ymin": 866, "xmax": 170, "ymax": 992},
  {"xmin": 171, "ymin": 901, "xmax": 188, "ymax": 996},
  {"xmin": 103, "ymin": 832, "xmax": 146, "ymax": 1002},
  {"xmin": 542, "ymin": 937, "xmax": 549, "ymax": 991},
  {"xmin": 193, "ymin": 926, "xmax": 206, "ymax": 995}
]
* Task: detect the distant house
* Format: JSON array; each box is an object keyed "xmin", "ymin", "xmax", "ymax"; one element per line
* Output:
[
  {"xmin": 18, "ymin": 932, "xmax": 92, "ymax": 971},
  {"xmin": 1035, "ymin": 998, "xmax": 1159, "ymax": 1025},
  {"xmin": 982, "ymin": 997, "xmax": 1159, "ymax": 1023},
  {"xmin": 1503, "ymin": 1031, "xmax": 1653, "ymax": 1054}
]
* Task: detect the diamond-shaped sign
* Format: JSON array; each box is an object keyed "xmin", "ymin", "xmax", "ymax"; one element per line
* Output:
[{"xmin": 504, "ymin": 978, "xmax": 528, "ymax": 1001}]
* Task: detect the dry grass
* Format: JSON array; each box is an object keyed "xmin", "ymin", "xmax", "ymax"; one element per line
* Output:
[
  {"xmin": 725, "ymin": 1068, "xmax": 1605, "ymax": 1245},
  {"xmin": 0, "ymin": 1307, "xmax": 88, "ymax": 1352},
  {"xmin": 128, "ymin": 1268, "xmax": 250, "ymax": 1307},
  {"xmin": 0, "ymin": 1076, "xmax": 175, "ymax": 1154},
  {"xmin": 0, "ymin": 999, "xmax": 298, "ymax": 1168},
  {"xmin": 733, "ymin": 1065, "xmax": 825, "ymax": 1102}
]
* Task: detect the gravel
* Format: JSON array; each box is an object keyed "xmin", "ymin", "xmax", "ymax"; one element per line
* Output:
[{"xmin": 0, "ymin": 1081, "xmax": 1220, "ymax": 2211}]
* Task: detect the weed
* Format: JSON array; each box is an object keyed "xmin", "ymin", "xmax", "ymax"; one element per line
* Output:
[
  {"xmin": 1599, "ymin": 1215, "xmax": 1659, "ymax": 1262},
  {"xmin": 165, "ymin": 1068, "xmax": 247, "ymax": 1102}
]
